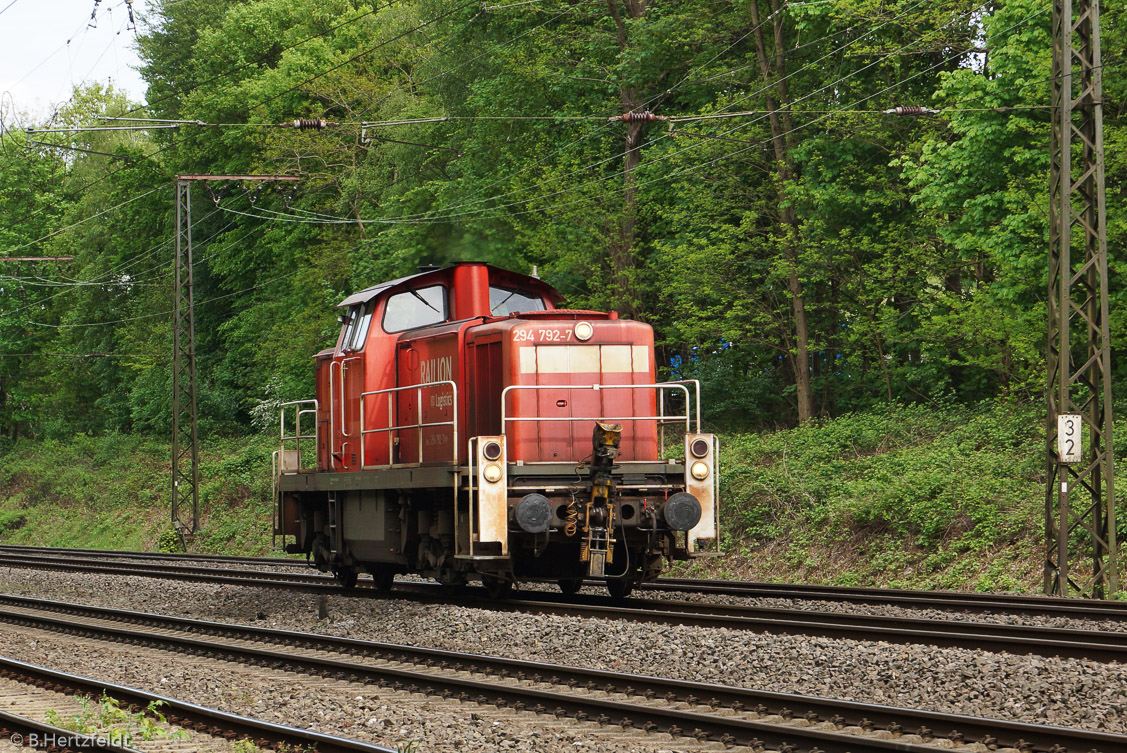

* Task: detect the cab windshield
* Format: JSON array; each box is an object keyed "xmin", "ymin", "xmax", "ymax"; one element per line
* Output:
[
  {"xmin": 383, "ymin": 285, "xmax": 448, "ymax": 332},
  {"xmin": 490, "ymin": 285, "xmax": 545, "ymax": 316}
]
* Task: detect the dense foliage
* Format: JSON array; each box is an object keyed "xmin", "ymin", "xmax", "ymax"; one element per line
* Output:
[{"xmin": 1, "ymin": 0, "xmax": 1125, "ymax": 440}]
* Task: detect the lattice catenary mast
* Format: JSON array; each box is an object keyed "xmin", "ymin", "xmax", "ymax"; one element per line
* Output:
[
  {"xmin": 1044, "ymin": 0, "xmax": 1117, "ymax": 597},
  {"xmin": 171, "ymin": 175, "xmax": 300, "ymax": 536}
]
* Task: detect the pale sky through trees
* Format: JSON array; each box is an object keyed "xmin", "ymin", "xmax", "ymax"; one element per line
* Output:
[{"xmin": 0, "ymin": 0, "xmax": 149, "ymax": 121}]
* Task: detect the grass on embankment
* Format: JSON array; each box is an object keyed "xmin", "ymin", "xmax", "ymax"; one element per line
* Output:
[
  {"xmin": 0, "ymin": 402, "xmax": 1120, "ymax": 591},
  {"xmin": 0, "ymin": 433, "xmax": 278, "ymax": 555},
  {"xmin": 681, "ymin": 401, "xmax": 1125, "ymax": 593}
]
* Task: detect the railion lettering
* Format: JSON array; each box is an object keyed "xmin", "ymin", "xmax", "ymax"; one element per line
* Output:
[{"xmin": 420, "ymin": 355, "xmax": 453, "ymax": 384}]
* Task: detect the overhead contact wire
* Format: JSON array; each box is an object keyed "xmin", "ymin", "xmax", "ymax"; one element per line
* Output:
[
  {"xmin": 2, "ymin": 184, "xmax": 170, "ymax": 255},
  {"xmin": 314, "ymin": 0, "xmax": 946, "ymax": 224}
]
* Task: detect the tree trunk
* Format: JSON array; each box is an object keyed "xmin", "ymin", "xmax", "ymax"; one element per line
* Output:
[
  {"xmin": 606, "ymin": 0, "xmax": 648, "ymax": 318},
  {"xmin": 750, "ymin": 0, "xmax": 813, "ymax": 423}
]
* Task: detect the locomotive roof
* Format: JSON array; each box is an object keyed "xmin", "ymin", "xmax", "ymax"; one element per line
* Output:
[
  {"xmin": 335, "ymin": 263, "xmax": 563, "ymax": 308},
  {"xmin": 336, "ymin": 272, "xmax": 423, "ymax": 308}
]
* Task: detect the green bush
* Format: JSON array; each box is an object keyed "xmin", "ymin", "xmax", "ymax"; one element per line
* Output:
[
  {"xmin": 157, "ymin": 529, "xmax": 186, "ymax": 553},
  {"xmin": 717, "ymin": 401, "xmax": 1047, "ymax": 587},
  {"xmin": 0, "ymin": 509, "xmax": 26, "ymax": 536}
]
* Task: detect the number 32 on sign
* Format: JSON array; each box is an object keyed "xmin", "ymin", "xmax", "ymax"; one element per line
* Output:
[{"xmin": 1057, "ymin": 414, "xmax": 1082, "ymax": 464}]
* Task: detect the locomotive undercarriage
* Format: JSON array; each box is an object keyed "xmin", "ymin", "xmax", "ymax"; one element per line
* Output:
[{"xmin": 276, "ymin": 461, "xmax": 697, "ymax": 598}]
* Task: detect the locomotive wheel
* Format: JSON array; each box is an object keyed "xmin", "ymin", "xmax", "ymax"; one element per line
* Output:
[
  {"xmin": 371, "ymin": 567, "xmax": 395, "ymax": 590},
  {"xmin": 557, "ymin": 577, "xmax": 583, "ymax": 596},
  {"xmin": 482, "ymin": 575, "xmax": 512, "ymax": 600},
  {"xmin": 333, "ymin": 568, "xmax": 358, "ymax": 589},
  {"xmin": 606, "ymin": 578, "xmax": 635, "ymax": 600}
]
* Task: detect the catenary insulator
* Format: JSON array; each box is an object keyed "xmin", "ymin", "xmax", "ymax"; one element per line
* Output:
[
  {"xmin": 883, "ymin": 105, "xmax": 939, "ymax": 116},
  {"xmin": 290, "ymin": 119, "xmax": 332, "ymax": 130},
  {"xmin": 609, "ymin": 111, "xmax": 667, "ymax": 123}
]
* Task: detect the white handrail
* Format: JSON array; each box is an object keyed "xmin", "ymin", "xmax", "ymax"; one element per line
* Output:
[
  {"xmin": 359, "ymin": 380, "xmax": 458, "ymax": 469},
  {"xmin": 337, "ymin": 356, "xmax": 363, "ymax": 438},
  {"xmin": 500, "ymin": 381, "xmax": 699, "ymax": 432},
  {"xmin": 278, "ymin": 399, "xmax": 318, "ymax": 473}
]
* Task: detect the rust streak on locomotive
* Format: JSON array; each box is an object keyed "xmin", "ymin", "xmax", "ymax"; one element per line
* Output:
[{"xmin": 272, "ymin": 262, "xmax": 719, "ymax": 597}]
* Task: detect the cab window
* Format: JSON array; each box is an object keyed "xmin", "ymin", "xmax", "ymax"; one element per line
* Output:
[
  {"xmin": 383, "ymin": 285, "xmax": 448, "ymax": 333},
  {"xmin": 490, "ymin": 285, "xmax": 545, "ymax": 316},
  {"xmin": 343, "ymin": 301, "xmax": 374, "ymax": 350},
  {"xmin": 340, "ymin": 306, "xmax": 358, "ymax": 349}
]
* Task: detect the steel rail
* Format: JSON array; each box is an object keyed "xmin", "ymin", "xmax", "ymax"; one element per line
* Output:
[
  {"xmin": 0, "ymin": 553, "xmax": 325, "ymax": 585},
  {"xmin": 2, "ymin": 552, "xmax": 1127, "ymax": 662},
  {"xmin": 4, "ymin": 546, "xmax": 1126, "ymax": 621},
  {"xmin": 2, "ymin": 594, "xmax": 1124, "ymax": 753},
  {"xmin": 640, "ymin": 577, "xmax": 1127, "ymax": 620},
  {"xmin": 0, "ymin": 656, "xmax": 395, "ymax": 753},
  {"xmin": 0, "ymin": 544, "xmax": 298, "ymax": 568}
]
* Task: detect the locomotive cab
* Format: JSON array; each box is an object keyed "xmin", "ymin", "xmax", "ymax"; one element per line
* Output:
[{"xmin": 273, "ymin": 262, "xmax": 718, "ymax": 597}]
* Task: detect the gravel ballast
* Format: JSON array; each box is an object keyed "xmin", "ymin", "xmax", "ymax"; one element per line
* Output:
[
  {"xmin": 34, "ymin": 553, "xmax": 1127, "ymax": 633},
  {"xmin": 0, "ymin": 627, "xmax": 716, "ymax": 753},
  {"xmin": 507, "ymin": 578, "xmax": 1127, "ymax": 633},
  {"xmin": 0, "ymin": 568, "xmax": 1124, "ymax": 739}
]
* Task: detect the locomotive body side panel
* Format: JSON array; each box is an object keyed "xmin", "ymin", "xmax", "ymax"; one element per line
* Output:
[{"xmin": 395, "ymin": 331, "xmax": 459, "ymax": 465}]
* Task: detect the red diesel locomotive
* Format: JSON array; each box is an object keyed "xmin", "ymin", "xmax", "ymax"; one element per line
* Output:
[{"xmin": 273, "ymin": 262, "xmax": 718, "ymax": 597}]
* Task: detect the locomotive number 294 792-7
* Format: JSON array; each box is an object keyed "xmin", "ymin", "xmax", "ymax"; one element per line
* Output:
[{"xmin": 512, "ymin": 328, "xmax": 573, "ymax": 343}]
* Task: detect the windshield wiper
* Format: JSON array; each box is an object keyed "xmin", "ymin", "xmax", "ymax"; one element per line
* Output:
[
  {"xmin": 408, "ymin": 287, "xmax": 441, "ymax": 314},
  {"xmin": 492, "ymin": 289, "xmax": 518, "ymax": 314}
]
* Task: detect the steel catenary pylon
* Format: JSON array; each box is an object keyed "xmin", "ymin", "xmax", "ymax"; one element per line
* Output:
[{"xmin": 1044, "ymin": 0, "xmax": 1117, "ymax": 598}]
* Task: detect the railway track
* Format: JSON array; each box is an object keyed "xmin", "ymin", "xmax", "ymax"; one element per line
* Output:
[
  {"xmin": 0, "ymin": 653, "xmax": 395, "ymax": 753},
  {"xmin": 2, "ymin": 593, "xmax": 1124, "ymax": 753},
  {"xmin": 646, "ymin": 577, "xmax": 1127, "ymax": 621},
  {"xmin": 0, "ymin": 545, "xmax": 296, "ymax": 569},
  {"xmin": 1, "ymin": 550, "xmax": 1126, "ymax": 662},
  {"xmin": 4, "ymin": 544, "xmax": 1125, "ymax": 622}
]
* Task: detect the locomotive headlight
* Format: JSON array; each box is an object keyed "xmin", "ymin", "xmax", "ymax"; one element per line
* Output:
[
  {"xmin": 482, "ymin": 441, "xmax": 503, "ymax": 461},
  {"xmin": 574, "ymin": 321, "xmax": 593, "ymax": 341},
  {"xmin": 483, "ymin": 463, "xmax": 503, "ymax": 483},
  {"xmin": 690, "ymin": 438, "xmax": 710, "ymax": 458},
  {"xmin": 690, "ymin": 461, "xmax": 710, "ymax": 481}
]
